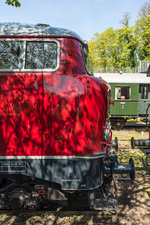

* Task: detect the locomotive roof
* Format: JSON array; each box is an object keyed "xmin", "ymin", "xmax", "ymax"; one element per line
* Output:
[
  {"xmin": 94, "ymin": 73, "xmax": 150, "ymax": 84},
  {"xmin": 0, "ymin": 22, "xmax": 82, "ymax": 40}
]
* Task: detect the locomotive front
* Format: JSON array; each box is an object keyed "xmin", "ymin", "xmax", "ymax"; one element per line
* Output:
[{"xmin": 0, "ymin": 23, "xmax": 133, "ymax": 210}]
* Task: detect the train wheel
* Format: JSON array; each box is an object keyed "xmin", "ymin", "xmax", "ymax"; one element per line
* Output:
[{"xmin": 110, "ymin": 118, "xmax": 127, "ymax": 130}]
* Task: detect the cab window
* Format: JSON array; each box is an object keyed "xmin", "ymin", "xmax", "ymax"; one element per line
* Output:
[
  {"xmin": 26, "ymin": 41, "xmax": 57, "ymax": 69},
  {"xmin": 0, "ymin": 40, "xmax": 24, "ymax": 69},
  {"xmin": 81, "ymin": 44, "xmax": 93, "ymax": 75},
  {"xmin": 0, "ymin": 40, "xmax": 59, "ymax": 71}
]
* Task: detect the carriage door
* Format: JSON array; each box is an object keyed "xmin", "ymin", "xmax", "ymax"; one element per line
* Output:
[{"xmin": 138, "ymin": 84, "xmax": 150, "ymax": 117}]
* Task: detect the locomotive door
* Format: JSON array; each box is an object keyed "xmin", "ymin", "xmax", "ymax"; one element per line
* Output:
[
  {"xmin": 0, "ymin": 73, "xmax": 43, "ymax": 157},
  {"xmin": 0, "ymin": 38, "xmax": 61, "ymax": 157}
]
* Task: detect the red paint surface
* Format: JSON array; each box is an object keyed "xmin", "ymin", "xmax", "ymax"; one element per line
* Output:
[{"xmin": 0, "ymin": 37, "xmax": 110, "ymax": 156}]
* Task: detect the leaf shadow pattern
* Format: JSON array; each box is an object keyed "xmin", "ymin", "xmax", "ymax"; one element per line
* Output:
[
  {"xmin": 0, "ymin": 73, "xmax": 43, "ymax": 157},
  {"xmin": 0, "ymin": 69, "xmax": 108, "ymax": 157},
  {"xmin": 0, "ymin": 167, "xmax": 149, "ymax": 225}
]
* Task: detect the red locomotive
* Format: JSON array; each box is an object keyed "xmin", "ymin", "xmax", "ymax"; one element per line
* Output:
[{"xmin": 0, "ymin": 23, "xmax": 134, "ymax": 210}]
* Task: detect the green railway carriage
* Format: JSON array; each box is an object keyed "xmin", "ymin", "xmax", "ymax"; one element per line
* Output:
[{"xmin": 94, "ymin": 73, "xmax": 150, "ymax": 129}]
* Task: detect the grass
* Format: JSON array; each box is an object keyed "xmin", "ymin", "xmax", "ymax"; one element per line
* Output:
[
  {"xmin": 112, "ymin": 129, "xmax": 149, "ymax": 140},
  {"xmin": 112, "ymin": 129, "xmax": 150, "ymax": 173}
]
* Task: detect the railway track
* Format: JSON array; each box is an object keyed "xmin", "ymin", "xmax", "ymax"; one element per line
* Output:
[{"xmin": 0, "ymin": 209, "xmax": 117, "ymax": 215}]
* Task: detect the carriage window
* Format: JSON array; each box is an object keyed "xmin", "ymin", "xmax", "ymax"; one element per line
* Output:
[
  {"xmin": 141, "ymin": 85, "xmax": 149, "ymax": 99},
  {"xmin": 115, "ymin": 86, "xmax": 131, "ymax": 100},
  {"xmin": 0, "ymin": 41, "xmax": 24, "ymax": 69},
  {"xmin": 25, "ymin": 41, "xmax": 57, "ymax": 69}
]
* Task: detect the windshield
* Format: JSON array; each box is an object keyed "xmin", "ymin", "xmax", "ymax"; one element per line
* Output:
[
  {"xmin": 0, "ymin": 41, "xmax": 24, "ymax": 70},
  {"xmin": 0, "ymin": 39, "xmax": 59, "ymax": 71}
]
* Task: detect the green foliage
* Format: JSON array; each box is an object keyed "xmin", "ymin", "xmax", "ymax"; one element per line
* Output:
[
  {"xmin": 89, "ymin": 1, "xmax": 150, "ymax": 72},
  {"xmin": 135, "ymin": 15, "xmax": 150, "ymax": 61},
  {"xmin": 116, "ymin": 26, "xmax": 138, "ymax": 68},
  {"xmin": 89, "ymin": 28, "xmax": 119, "ymax": 72},
  {"xmin": 5, "ymin": 0, "xmax": 21, "ymax": 7},
  {"xmin": 89, "ymin": 26, "xmax": 138, "ymax": 72}
]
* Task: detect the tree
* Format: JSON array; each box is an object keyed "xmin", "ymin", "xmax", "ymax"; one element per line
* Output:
[
  {"xmin": 135, "ymin": 1, "xmax": 150, "ymax": 61},
  {"xmin": 116, "ymin": 26, "xmax": 138, "ymax": 69},
  {"xmin": 120, "ymin": 12, "xmax": 130, "ymax": 27},
  {"xmin": 138, "ymin": 0, "xmax": 150, "ymax": 18},
  {"xmin": 88, "ymin": 26, "xmax": 138, "ymax": 72},
  {"xmin": 5, "ymin": 0, "xmax": 21, "ymax": 7},
  {"xmin": 88, "ymin": 2, "xmax": 150, "ymax": 72},
  {"xmin": 88, "ymin": 28, "xmax": 119, "ymax": 72}
]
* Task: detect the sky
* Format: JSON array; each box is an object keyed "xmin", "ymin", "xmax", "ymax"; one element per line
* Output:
[{"xmin": 0, "ymin": 0, "xmax": 148, "ymax": 41}]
